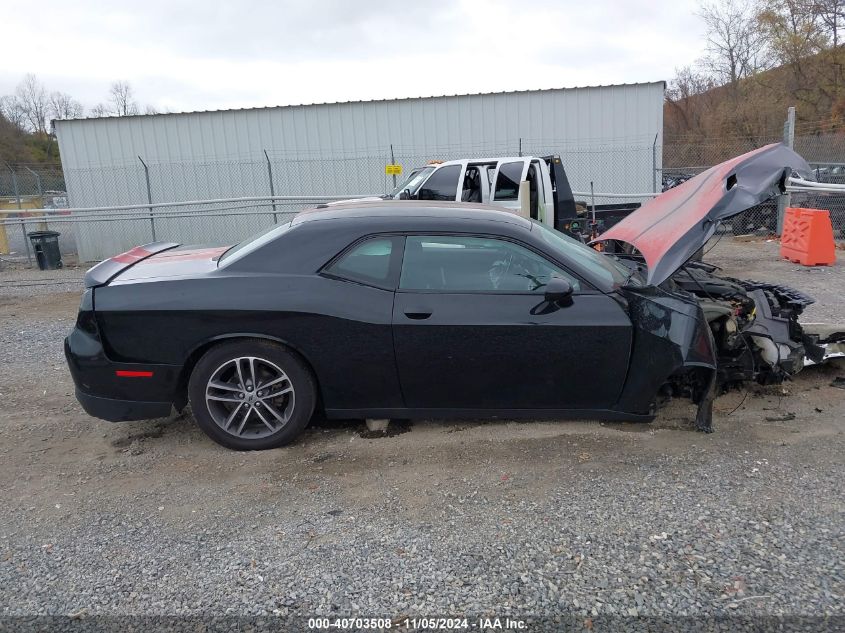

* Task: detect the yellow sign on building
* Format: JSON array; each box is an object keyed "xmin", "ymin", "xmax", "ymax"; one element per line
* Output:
[{"xmin": 385, "ymin": 164, "xmax": 403, "ymax": 176}]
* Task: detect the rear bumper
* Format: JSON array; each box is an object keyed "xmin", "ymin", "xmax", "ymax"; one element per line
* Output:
[
  {"xmin": 65, "ymin": 328, "xmax": 181, "ymax": 423},
  {"xmin": 75, "ymin": 389, "xmax": 171, "ymax": 422}
]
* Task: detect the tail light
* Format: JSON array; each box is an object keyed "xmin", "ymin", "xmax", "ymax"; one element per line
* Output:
[{"xmin": 76, "ymin": 289, "xmax": 98, "ymax": 335}]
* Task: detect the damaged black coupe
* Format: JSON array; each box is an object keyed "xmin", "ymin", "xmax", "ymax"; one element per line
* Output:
[{"xmin": 66, "ymin": 144, "xmax": 841, "ymax": 450}]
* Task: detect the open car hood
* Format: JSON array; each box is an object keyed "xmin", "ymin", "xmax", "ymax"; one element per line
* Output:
[{"xmin": 593, "ymin": 143, "xmax": 812, "ymax": 285}]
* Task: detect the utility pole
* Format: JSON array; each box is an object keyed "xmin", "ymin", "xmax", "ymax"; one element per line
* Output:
[{"xmin": 777, "ymin": 106, "xmax": 796, "ymax": 235}]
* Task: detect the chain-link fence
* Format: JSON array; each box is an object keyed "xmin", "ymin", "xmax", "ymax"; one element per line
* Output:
[
  {"xmin": 1, "ymin": 163, "xmax": 74, "ymax": 261},
  {"xmin": 662, "ymin": 132, "xmax": 845, "ymax": 237},
  {"xmin": 49, "ymin": 137, "xmax": 660, "ymax": 261},
  {"xmin": 2, "ymin": 130, "xmax": 843, "ymax": 263},
  {"xmin": 0, "ymin": 163, "xmax": 66, "ymax": 198}
]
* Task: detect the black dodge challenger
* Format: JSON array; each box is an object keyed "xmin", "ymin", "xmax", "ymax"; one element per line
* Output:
[{"xmin": 66, "ymin": 145, "xmax": 840, "ymax": 450}]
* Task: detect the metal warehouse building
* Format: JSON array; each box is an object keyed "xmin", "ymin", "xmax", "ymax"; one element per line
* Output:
[{"xmin": 55, "ymin": 82, "xmax": 664, "ymax": 261}]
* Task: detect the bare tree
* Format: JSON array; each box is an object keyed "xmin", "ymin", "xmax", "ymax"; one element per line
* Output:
[
  {"xmin": 813, "ymin": 0, "xmax": 844, "ymax": 47},
  {"xmin": 700, "ymin": 0, "xmax": 770, "ymax": 86},
  {"xmin": 758, "ymin": 0, "xmax": 828, "ymax": 68},
  {"xmin": 144, "ymin": 104, "xmax": 159, "ymax": 115},
  {"xmin": 15, "ymin": 73, "xmax": 50, "ymax": 134},
  {"xmin": 108, "ymin": 80, "xmax": 139, "ymax": 116},
  {"xmin": 48, "ymin": 91, "xmax": 84, "ymax": 121},
  {"xmin": 665, "ymin": 65, "xmax": 719, "ymax": 135},
  {"xmin": 90, "ymin": 103, "xmax": 110, "ymax": 117},
  {"xmin": 0, "ymin": 95, "xmax": 27, "ymax": 130}
]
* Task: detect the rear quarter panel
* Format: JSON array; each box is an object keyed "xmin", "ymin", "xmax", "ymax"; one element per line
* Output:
[{"xmin": 94, "ymin": 273, "xmax": 403, "ymax": 409}]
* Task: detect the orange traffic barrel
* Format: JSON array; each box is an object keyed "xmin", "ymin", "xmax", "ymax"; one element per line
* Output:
[{"xmin": 780, "ymin": 207, "xmax": 836, "ymax": 266}]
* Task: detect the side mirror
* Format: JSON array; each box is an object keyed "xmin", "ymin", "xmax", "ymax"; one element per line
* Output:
[
  {"xmin": 399, "ymin": 189, "xmax": 411, "ymax": 200},
  {"xmin": 544, "ymin": 277, "xmax": 574, "ymax": 304}
]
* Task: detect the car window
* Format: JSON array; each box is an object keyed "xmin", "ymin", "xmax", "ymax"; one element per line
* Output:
[
  {"xmin": 532, "ymin": 221, "xmax": 632, "ymax": 287},
  {"xmin": 494, "ymin": 161, "xmax": 525, "ymax": 201},
  {"xmin": 218, "ymin": 221, "xmax": 294, "ymax": 265},
  {"xmin": 389, "ymin": 166, "xmax": 434, "ymax": 197},
  {"xmin": 324, "ymin": 237, "xmax": 397, "ymax": 287},
  {"xmin": 399, "ymin": 235, "xmax": 580, "ymax": 293},
  {"xmin": 417, "ymin": 165, "xmax": 461, "ymax": 201}
]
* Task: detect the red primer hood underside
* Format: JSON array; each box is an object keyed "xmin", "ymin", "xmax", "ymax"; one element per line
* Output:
[{"xmin": 593, "ymin": 143, "xmax": 811, "ymax": 285}]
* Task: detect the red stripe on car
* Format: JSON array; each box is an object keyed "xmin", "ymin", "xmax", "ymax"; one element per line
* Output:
[
  {"xmin": 112, "ymin": 246, "xmax": 152, "ymax": 264},
  {"xmin": 115, "ymin": 370, "xmax": 154, "ymax": 377}
]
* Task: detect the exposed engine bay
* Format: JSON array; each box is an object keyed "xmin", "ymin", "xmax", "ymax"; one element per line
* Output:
[
  {"xmin": 672, "ymin": 261, "xmax": 810, "ymax": 384},
  {"xmin": 610, "ymin": 250, "xmax": 844, "ymax": 433},
  {"xmin": 662, "ymin": 260, "xmax": 842, "ymax": 428},
  {"xmin": 590, "ymin": 143, "xmax": 842, "ymax": 432}
]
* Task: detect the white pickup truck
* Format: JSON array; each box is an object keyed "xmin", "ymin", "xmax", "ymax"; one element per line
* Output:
[
  {"xmin": 384, "ymin": 156, "xmax": 576, "ymax": 228},
  {"xmin": 329, "ymin": 154, "xmax": 640, "ymax": 240}
]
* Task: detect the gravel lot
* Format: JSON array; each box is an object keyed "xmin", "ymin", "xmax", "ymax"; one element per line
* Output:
[{"xmin": 0, "ymin": 238, "xmax": 843, "ymax": 630}]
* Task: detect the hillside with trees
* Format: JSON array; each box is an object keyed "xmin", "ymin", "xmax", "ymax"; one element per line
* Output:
[
  {"xmin": 666, "ymin": 0, "xmax": 845, "ymax": 161},
  {"xmin": 0, "ymin": 76, "xmax": 155, "ymax": 166}
]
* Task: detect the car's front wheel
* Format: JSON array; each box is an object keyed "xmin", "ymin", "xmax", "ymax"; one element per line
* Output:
[{"xmin": 188, "ymin": 339, "xmax": 316, "ymax": 450}]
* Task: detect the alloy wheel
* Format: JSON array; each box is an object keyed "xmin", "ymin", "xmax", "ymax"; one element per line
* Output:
[{"xmin": 205, "ymin": 356, "xmax": 295, "ymax": 439}]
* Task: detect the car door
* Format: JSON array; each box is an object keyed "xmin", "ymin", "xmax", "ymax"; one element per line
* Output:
[
  {"xmin": 318, "ymin": 234, "xmax": 406, "ymax": 410},
  {"xmin": 490, "ymin": 159, "xmax": 530, "ymax": 212},
  {"xmin": 392, "ymin": 234, "xmax": 633, "ymax": 411}
]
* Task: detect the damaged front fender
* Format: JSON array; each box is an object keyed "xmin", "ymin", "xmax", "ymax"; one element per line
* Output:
[{"xmin": 615, "ymin": 287, "xmax": 718, "ymax": 432}]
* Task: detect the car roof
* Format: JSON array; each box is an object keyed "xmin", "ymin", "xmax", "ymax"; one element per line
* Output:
[{"xmin": 293, "ymin": 200, "xmax": 534, "ymax": 229}]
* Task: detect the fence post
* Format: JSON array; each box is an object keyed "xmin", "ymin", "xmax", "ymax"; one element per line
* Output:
[
  {"xmin": 389, "ymin": 144, "xmax": 397, "ymax": 189},
  {"xmin": 518, "ymin": 138, "xmax": 522, "ymax": 157},
  {"xmin": 263, "ymin": 149, "xmax": 278, "ymax": 224},
  {"xmin": 11, "ymin": 166, "xmax": 21, "ymax": 210},
  {"xmin": 23, "ymin": 165, "xmax": 43, "ymax": 197},
  {"xmin": 20, "ymin": 217, "xmax": 32, "ymax": 267},
  {"xmin": 138, "ymin": 156, "xmax": 156, "ymax": 241},
  {"xmin": 777, "ymin": 106, "xmax": 796, "ymax": 234},
  {"xmin": 5, "ymin": 163, "xmax": 32, "ymax": 265},
  {"xmin": 23, "ymin": 166, "xmax": 47, "ymax": 230},
  {"xmin": 652, "ymin": 133, "xmax": 659, "ymax": 193}
]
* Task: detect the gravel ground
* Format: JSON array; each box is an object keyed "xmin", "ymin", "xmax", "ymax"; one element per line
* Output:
[
  {"xmin": 705, "ymin": 236, "xmax": 845, "ymax": 323},
  {"xmin": 0, "ymin": 263, "xmax": 85, "ymax": 297},
  {"xmin": 0, "ymin": 238, "xmax": 843, "ymax": 631}
]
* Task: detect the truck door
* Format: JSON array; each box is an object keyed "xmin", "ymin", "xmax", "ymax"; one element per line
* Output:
[
  {"xmin": 417, "ymin": 164, "xmax": 464, "ymax": 201},
  {"xmin": 480, "ymin": 166, "xmax": 494, "ymax": 204},
  {"xmin": 490, "ymin": 159, "xmax": 530, "ymax": 213},
  {"xmin": 531, "ymin": 159, "xmax": 555, "ymax": 227}
]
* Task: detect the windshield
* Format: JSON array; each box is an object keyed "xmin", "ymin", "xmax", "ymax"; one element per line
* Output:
[
  {"xmin": 218, "ymin": 221, "xmax": 294, "ymax": 265},
  {"xmin": 388, "ymin": 166, "xmax": 435, "ymax": 198},
  {"xmin": 532, "ymin": 221, "xmax": 636, "ymax": 288}
]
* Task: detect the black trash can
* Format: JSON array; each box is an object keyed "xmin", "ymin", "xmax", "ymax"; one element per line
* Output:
[{"xmin": 28, "ymin": 230, "xmax": 63, "ymax": 270}]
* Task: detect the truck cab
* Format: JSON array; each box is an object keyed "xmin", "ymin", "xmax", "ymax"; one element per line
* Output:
[{"xmin": 388, "ymin": 156, "xmax": 571, "ymax": 227}]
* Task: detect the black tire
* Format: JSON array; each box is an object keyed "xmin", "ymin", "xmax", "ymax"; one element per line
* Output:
[{"xmin": 188, "ymin": 339, "xmax": 316, "ymax": 450}]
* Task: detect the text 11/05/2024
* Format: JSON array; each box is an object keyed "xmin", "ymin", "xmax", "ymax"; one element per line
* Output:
[{"xmin": 307, "ymin": 616, "xmax": 528, "ymax": 630}]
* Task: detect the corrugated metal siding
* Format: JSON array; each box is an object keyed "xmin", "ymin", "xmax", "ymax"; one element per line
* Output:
[{"xmin": 55, "ymin": 83, "xmax": 664, "ymax": 260}]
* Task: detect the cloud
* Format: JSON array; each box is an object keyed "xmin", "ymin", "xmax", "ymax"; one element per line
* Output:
[{"xmin": 0, "ymin": 0, "xmax": 706, "ymax": 113}]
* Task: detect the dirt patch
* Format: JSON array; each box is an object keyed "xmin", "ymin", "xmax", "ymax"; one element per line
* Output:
[{"xmin": 0, "ymin": 290, "xmax": 81, "ymax": 317}]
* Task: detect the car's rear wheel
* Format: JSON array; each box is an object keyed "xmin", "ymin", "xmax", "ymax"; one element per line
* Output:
[{"xmin": 188, "ymin": 339, "xmax": 315, "ymax": 450}]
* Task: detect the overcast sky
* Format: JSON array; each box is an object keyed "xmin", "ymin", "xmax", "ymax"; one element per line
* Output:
[{"xmin": 2, "ymin": 0, "xmax": 706, "ymax": 113}]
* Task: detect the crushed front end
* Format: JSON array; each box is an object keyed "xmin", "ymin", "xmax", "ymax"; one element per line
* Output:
[
  {"xmin": 669, "ymin": 262, "xmax": 817, "ymax": 388},
  {"xmin": 614, "ymin": 285, "xmax": 719, "ymax": 432},
  {"xmin": 610, "ymin": 256, "xmax": 842, "ymax": 433}
]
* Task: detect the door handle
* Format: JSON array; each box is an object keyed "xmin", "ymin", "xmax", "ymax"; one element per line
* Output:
[{"xmin": 404, "ymin": 308, "xmax": 432, "ymax": 320}]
